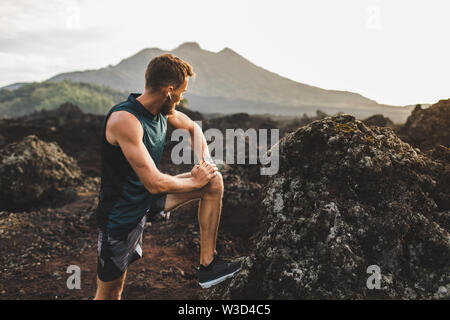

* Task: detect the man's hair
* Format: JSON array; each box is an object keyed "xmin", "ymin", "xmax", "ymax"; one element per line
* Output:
[{"xmin": 145, "ymin": 53, "xmax": 195, "ymax": 92}]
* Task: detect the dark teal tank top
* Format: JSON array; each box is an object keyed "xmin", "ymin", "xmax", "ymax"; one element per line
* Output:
[{"xmin": 94, "ymin": 93, "xmax": 167, "ymax": 236}]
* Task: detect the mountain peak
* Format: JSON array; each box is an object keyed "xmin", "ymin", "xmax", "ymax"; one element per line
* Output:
[
  {"xmin": 134, "ymin": 47, "xmax": 163, "ymax": 56},
  {"xmin": 175, "ymin": 42, "xmax": 201, "ymax": 50},
  {"xmin": 218, "ymin": 47, "xmax": 236, "ymax": 54}
]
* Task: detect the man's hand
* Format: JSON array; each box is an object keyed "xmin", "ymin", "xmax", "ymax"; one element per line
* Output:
[{"xmin": 191, "ymin": 161, "xmax": 218, "ymax": 188}]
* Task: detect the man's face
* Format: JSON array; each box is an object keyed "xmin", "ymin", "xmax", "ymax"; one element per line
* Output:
[{"xmin": 160, "ymin": 79, "xmax": 188, "ymax": 115}]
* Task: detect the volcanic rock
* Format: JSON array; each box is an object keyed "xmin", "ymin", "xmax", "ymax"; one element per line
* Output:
[
  {"xmin": 0, "ymin": 135, "xmax": 83, "ymax": 210},
  {"xmin": 0, "ymin": 134, "xmax": 5, "ymax": 148},
  {"xmin": 363, "ymin": 114, "xmax": 395, "ymax": 128},
  {"xmin": 21, "ymin": 103, "xmax": 85, "ymax": 125},
  {"xmin": 398, "ymin": 99, "xmax": 450, "ymax": 152},
  {"xmin": 428, "ymin": 144, "xmax": 450, "ymax": 164},
  {"xmin": 205, "ymin": 114, "xmax": 450, "ymax": 299},
  {"xmin": 0, "ymin": 103, "xmax": 105, "ymax": 177},
  {"xmin": 220, "ymin": 173, "xmax": 262, "ymax": 238}
]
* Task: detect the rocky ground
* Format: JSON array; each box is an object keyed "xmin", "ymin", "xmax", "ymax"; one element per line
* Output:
[
  {"xmin": 0, "ymin": 135, "xmax": 252, "ymax": 299},
  {"xmin": 0, "ymin": 99, "xmax": 449, "ymax": 299},
  {"xmin": 0, "ymin": 177, "xmax": 249, "ymax": 299}
]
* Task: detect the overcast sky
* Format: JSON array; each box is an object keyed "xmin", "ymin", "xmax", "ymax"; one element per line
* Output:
[{"xmin": 0, "ymin": 0, "xmax": 448, "ymax": 106}]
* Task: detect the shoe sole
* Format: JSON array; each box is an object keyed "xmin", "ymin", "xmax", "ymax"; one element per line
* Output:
[{"xmin": 198, "ymin": 267, "xmax": 241, "ymax": 289}]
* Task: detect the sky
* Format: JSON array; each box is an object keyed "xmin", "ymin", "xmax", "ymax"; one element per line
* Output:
[{"xmin": 0, "ymin": 0, "xmax": 448, "ymax": 106}]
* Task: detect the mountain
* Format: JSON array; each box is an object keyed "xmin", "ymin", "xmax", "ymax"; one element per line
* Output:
[
  {"xmin": 1, "ymin": 82, "xmax": 27, "ymax": 91},
  {"xmin": 48, "ymin": 42, "xmax": 411, "ymax": 122},
  {"xmin": 0, "ymin": 81, "xmax": 127, "ymax": 118}
]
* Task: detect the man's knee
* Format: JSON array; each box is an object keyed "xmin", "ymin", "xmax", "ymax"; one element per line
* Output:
[{"xmin": 205, "ymin": 172, "xmax": 224, "ymax": 196}]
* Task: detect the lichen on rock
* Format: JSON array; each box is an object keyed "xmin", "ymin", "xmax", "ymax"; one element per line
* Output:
[{"xmin": 204, "ymin": 114, "xmax": 450, "ymax": 299}]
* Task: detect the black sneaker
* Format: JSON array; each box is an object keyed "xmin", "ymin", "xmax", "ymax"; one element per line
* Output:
[{"xmin": 197, "ymin": 253, "xmax": 242, "ymax": 288}]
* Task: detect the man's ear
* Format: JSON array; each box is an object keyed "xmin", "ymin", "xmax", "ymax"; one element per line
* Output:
[{"xmin": 163, "ymin": 85, "xmax": 173, "ymax": 96}]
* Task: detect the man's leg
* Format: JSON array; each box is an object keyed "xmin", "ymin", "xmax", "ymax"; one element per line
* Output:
[
  {"xmin": 94, "ymin": 271, "xmax": 127, "ymax": 300},
  {"xmin": 164, "ymin": 172, "xmax": 224, "ymax": 266}
]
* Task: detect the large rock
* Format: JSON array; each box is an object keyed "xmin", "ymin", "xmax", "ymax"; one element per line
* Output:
[
  {"xmin": 398, "ymin": 99, "xmax": 450, "ymax": 152},
  {"xmin": 220, "ymin": 172, "xmax": 262, "ymax": 238},
  {"xmin": 429, "ymin": 144, "xmax": 450, "ymax": 164},
  {"xmin": 205, "ymin": 114, "xmax": 450, "ymax": 299},
  {"xmin": 0, "ymin": 134, "xmax": 5, "ymax": 148},
  {"xmin": 362, "ymin": 114, "xmax": 395, "ymax": 128},
  {"xmin": 0, "ymin": 135, "xmax": 83, "ymax": 210}
]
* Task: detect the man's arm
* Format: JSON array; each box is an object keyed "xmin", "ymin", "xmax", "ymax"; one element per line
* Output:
[
  {"xmin": 174, "ymin": 172, "xmax": 193, "ymax": 179},
  {"xmin": 109, "ymin": 111, "xmax": 216, "ymax": 194},
  {"xmin": 167, "ymin": 110, "xmax": 212, "ymax": 164}
]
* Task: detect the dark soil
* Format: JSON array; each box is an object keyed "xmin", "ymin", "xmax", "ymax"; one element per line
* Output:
[{"xmin": 0, "ymin": 178, "xmax": 250, "ymax": 300}]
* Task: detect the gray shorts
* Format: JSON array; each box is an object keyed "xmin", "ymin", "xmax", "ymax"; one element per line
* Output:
[{"xmin": 96, "ymin": 194, "xmax": 167, "ymax": 282}]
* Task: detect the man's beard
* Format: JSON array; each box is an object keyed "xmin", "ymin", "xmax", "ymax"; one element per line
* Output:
[{"xmin": 161, "ymin": 97, "xmax": 176, "ymax": 116}]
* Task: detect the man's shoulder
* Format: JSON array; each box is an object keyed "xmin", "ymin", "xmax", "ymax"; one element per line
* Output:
[
  {"xmin": 109, "ymin": 109, "xmax": 141, "ymax": 127},
  {"xmin": 106, "ymin": 104, "xmax": 142, "ymax": 141}
]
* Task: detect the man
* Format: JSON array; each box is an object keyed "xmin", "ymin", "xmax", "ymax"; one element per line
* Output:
[{"xmin": 93, "ymin": 53, "xmax": 241, "ymax": 300}]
